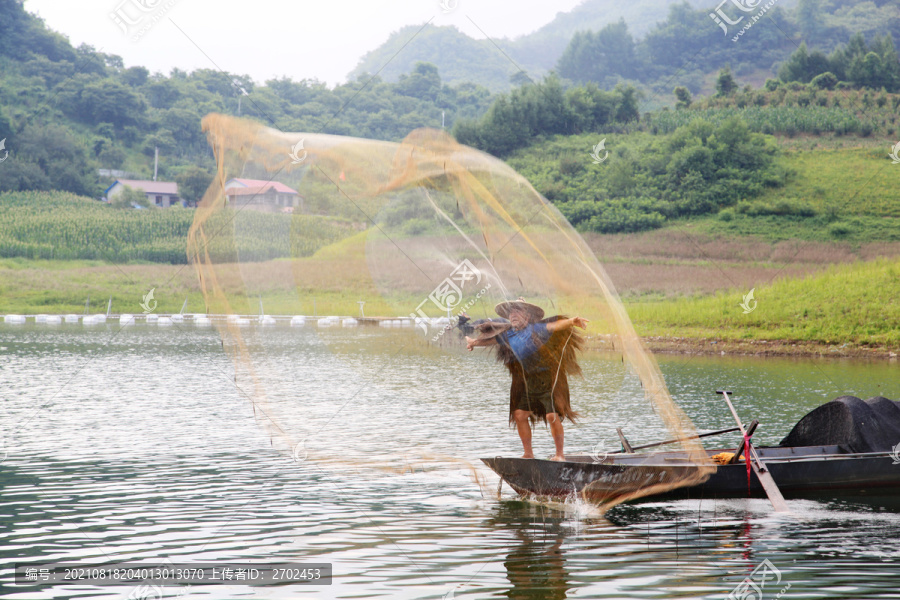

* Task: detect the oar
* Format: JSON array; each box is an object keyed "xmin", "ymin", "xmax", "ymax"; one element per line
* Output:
[
  {"xmin": 609, "ymin": 426, "xmax": 741, "ymax": 454},
  {"xmin": 716, "ymin": 390, "xmax": 791, "ymax": 513}
]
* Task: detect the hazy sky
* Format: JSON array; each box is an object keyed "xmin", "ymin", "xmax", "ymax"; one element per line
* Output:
[{"xmin": 24, "ymin": 0, "xmax": 586, "ymax": 86}]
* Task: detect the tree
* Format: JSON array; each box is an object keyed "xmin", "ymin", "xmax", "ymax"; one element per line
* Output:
[
  {"xmin": 122, "ymin": 66, "xmax": 149, "ymax": 87},
  {"xmin": 673, "ymin": 86, "xmax": 692, "ymax": 109},
  {"xmin": 797, "ymin": 0, "xmax": 826, "ymax": 41},
  {"xmin": 110, "ymin": 185, "xmax": 149, "ymax": 209},
  {"xmin": 175, "ymin": 167, "xmax": 213, "ymax": 205},
  {"xmin": 395, "ymin": 62, "xmax": 441, "ymax": 102},
  {"xmin": 810, "ymin": 71, "xmax": 838, "ymax": 90},
  {"xmin": 556, "ymin": 21, "xmax": 641, "ymax": 86},
  {"xmin": 509, "ymin": 71, "xmax": 531, "ymax": 87},
  {"xmin": 715, "ymin": 66, "xmax": 738, "ymax": 97}
]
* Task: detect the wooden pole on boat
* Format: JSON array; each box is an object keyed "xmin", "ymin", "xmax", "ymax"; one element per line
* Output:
[{"xmin": 717, "ymin": 390, "xmax": 791, "ymax": 513}]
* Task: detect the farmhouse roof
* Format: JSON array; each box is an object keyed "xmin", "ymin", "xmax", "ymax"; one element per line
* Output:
[
  {"xmin": 225, "ymin": 178, "xmax": 298, "ymax": 194},
  {"xmin": 226, "ymin": 185, "xmax": 299, "ymax": 197},
  {"xmin": 106, "ymin": 179, "xmax": 179, "ymax": 195}
]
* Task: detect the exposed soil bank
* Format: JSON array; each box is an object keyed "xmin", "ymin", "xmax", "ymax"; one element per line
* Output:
[{"xmin": 585, "ymin": 334, "xmax": 899, "ymax": 360}]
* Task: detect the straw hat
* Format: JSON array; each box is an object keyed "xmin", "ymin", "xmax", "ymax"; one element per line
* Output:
[{"xmin": 494, "ymin": 297, "xmax": 545, "ymax": 321}]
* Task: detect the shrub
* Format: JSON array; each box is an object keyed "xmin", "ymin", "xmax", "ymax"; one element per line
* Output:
[
  {"xmin": 810, "ymin": 72, "xmax": 838, "ymax": 90},
  {"xmin": 828, "ymin": 222, "xmax": 852, "ymax": 237}
]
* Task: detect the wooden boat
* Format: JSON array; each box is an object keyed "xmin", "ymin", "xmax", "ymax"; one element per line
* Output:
[
  {"xmin": 482, "ymin": 445, "xmax": 900, "ymax": 502},
  {"xmin": 482, "ymin": 395, "xmax": 900, "ymax": 503}
]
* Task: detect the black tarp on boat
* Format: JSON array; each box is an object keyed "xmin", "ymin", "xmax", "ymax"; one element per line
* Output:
[{"xmin": 779, "ymin": 396, "xmax": 900, "ymax": 453}]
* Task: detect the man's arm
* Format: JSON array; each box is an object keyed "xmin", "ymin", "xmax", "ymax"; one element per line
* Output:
[
  {"xmin": 466, "ymin": 336, "xmax": 498, "ymax": 351},
  {"xmin": 546, "ymin": 316, "xmax": 589, "ymax": 333}
]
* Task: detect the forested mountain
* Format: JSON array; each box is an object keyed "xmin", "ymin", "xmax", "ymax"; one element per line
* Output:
[
  {"xmin": 351, "ymin": 0, "xmax": 897, "ymax": 94},
  {"xmin": 0, "ymin": 1, "xmax": 493, "ymax": 199},
  {"xmin": 348, "ymin": 0, "xmax": 711, "ymax": 91},
  {"xmin": 556, "ymin": 0, "xmax": 900, "ymax": 96}
]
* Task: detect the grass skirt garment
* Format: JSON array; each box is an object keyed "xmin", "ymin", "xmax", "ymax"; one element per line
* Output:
[{"xmin": 479, "ymin": 315, "xmax": 584, "ymax": 426}]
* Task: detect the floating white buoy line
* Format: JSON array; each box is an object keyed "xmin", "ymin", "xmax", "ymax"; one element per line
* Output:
[
  {"xmin": 4, "ymin": 315, "xmax": 26, "ymax": 324},
  {"xmin": 158, "ymin": 316, "xmax": 173, "ymax": 326},
  {"xmin": 260, "ymin": 315, "xmax": 276, "ymax": 326},
  {"xmin": 290, "ymin": 316, "xmax": 306, "ymax": 327},
  {"xmin": 119, "ymin": 314, "xmax": 135, "ymax": 325},
  {"xmin": 44, "ymin": 315, "xmax": 62, "ymax": 325},
  {"xmin": 65, "ymin": 314, "xmax": 79, "ymax": 323},
  {"xmin": 145, "ymin": 313, "xmax": 158, "ymax": 323},
  {"xmin": 342, "ymin": 318, "xmax": 358, "ymax": 327},
  {"xmin": 236, "ymin": 318, "xmax": 250, "ymax": 327},
  {"xmin": 400, "ymin": 319, "xmax": 412, "ymax": 328},
  {"xmin": 171, "ymin": 314, "xmax": 184, "ymax": 323},
  {"xmin": 35, "ymin": 314, "xmax": 48, "ymax": 323},
  {"xmin": 194, "ymin": 316, "xmax": 211, "ymax": 326},
  {"xmin": 92, "ymin": 314, "xmax": 107, "ymax": 323},
  {"xmin": 83, "ymin": 316, "xmax": 99, "ymax": 325}
]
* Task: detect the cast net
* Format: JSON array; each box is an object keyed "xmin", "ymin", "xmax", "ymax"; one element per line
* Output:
[{"xmin": 187, "ymin": 114, "xmax": 716, "ymax": 511}]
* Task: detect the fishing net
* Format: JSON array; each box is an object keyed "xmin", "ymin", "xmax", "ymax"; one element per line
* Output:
[{"xmin": 187, "ymin": 114, "xmax": 716, "ymax": 511}]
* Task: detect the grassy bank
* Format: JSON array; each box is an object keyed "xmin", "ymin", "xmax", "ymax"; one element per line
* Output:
[
  {"xmin": 628, "ymin": 258, "xmax": 900, "ymax": 348},
  {"xmin": 3, "ymin": 255, "xmax": 897, "ymax": 353}
]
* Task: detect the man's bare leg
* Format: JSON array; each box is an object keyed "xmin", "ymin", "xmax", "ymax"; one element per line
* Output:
[
  {"xmin": 547, "ymin": 413, "xmax": 565, "ymax": 461},
  {"xmin": 514, "ymin": 410, "xmax": 534, "ymax": 458}
]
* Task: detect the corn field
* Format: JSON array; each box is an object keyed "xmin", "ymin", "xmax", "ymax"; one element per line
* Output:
[{"xmin": 0, "ymin": 191, "xmax": 354, "ymax": 263}]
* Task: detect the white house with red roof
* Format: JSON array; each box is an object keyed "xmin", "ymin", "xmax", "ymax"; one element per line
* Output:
[
  {"xmin": 224, "ymin": 178, "xmax": 302, "ymax": 212},
  {"xmin": 105, "ymin": 179, "xmax": 181, "ymax": 207}
]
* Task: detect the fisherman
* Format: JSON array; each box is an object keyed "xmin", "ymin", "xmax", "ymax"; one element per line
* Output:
[{"xmin": 466, "ymin": 298, "xmax": 588, "ymax": 461}]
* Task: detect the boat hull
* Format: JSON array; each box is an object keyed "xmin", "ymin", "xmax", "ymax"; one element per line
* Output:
[{"xmin": 482, "ymin": 446, "xmax": 900, "ymax": 502}]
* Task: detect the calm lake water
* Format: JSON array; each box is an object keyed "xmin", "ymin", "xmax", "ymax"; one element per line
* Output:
[{"xmin": 2, "ymin": 322, "xmax": 899, "ymax": 600}]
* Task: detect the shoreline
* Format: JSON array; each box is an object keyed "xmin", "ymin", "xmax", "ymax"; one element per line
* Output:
[{"xmin": 587, "ymin": 335, "xmax": 898, "ymax": 360}]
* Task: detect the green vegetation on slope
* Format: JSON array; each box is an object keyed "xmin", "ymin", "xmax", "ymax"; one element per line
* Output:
[
  {"xmin": 652, "ymin": 86, "xmax": 900, "ymax": 137},
  {"xmin": 630, "ymin": 258, "xmax": 900, "ymax": 348},
  {"xmin": 557, "ymin": 0, "xmax": 899, "ymax": 97},
  {"xmin": 506, "ymin": 119, "xmax": 788, "ymax": 233},
  {"xmin": 0, "ymin": 0, "xmax": 494, "ymax": 198}
]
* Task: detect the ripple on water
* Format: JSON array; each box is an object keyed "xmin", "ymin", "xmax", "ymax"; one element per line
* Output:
[{"xmin": 2, "ymin": 325, "xmax": 899, "ymax": 599}]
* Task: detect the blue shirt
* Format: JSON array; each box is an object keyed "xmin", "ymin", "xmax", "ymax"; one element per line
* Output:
[{"xmin": 498, "ymin": 322, "xmax": 551, "ymax": 372}]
